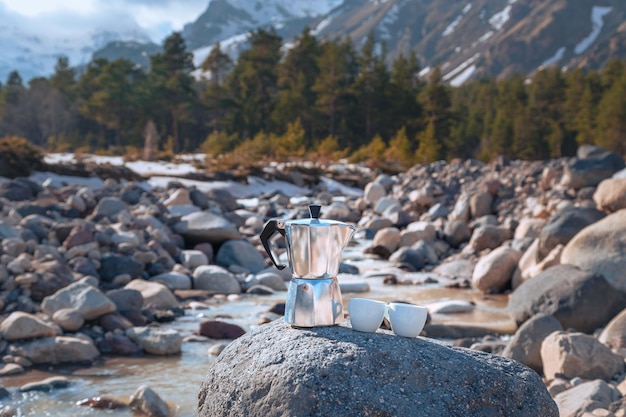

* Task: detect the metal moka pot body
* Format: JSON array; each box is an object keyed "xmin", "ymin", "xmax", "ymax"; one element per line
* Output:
[{"xmin": 260, "ymin": 204, "xmax": 356, "ymax": 327}]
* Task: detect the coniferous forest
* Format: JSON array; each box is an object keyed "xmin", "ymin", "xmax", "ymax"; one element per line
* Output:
[{"xmin": 0, "ymin": 29, "xmax": 625, "ymax": 170}]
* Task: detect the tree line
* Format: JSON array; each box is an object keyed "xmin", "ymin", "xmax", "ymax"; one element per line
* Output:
[{"xmin": 0, "ymin": 28, "xmax": 624, "ymax": 170}]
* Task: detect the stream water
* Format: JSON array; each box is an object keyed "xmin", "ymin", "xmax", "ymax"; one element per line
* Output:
[{"xmin": 0, "ymin": 237, "xmax": 515, "ymax": 417}]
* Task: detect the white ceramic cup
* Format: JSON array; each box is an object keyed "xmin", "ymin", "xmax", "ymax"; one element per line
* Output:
[
  {"xmin": 348, "ymin": 298, "xmax": 387, "ymax": 333},
  {"xmin": 387, "ymin": 302, "xmax": 428, "ymax": 338}
]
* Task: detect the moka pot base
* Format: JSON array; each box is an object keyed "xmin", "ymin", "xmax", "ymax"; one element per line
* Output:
[{"xmin": 284, "ymin": 277, "xmax": 344, "ymax": 327}]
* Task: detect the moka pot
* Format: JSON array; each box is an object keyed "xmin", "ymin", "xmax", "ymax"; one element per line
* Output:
[{"xmin": 260, "ymin": 204, "xmax": 356, "ymax": 327}]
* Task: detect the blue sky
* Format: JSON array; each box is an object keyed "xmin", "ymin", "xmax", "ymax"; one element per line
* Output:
[{"xmin": 0, "ymin": 0, "xmax": 209, "ymax": 42}]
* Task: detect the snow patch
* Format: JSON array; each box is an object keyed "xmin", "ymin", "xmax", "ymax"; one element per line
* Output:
[
  {"xmin": 443, "ymin": 3, "xmax": 472, "ymax": 37},
  {"xmin": 378, "ymin": 3, "xmax": 401, "ymax": 41},
  {"xmin": 489, "ymin": 5, "xmax": 512, "ymax": 31},
  {"xmin": 574, "ymin": 6, "xmax": 612, "ymax": 55},
  {"xmin": 443, "ymin": 53, "xmax": 480, "ymax": 82},
  {"xmin": 443, "ymin": 15, "xmax": 463, "ymax": 37},
  {"xmin": 541, "ymin": 46, "xmax": 566, "ymax": 68},
  {"xmin": 449, "ymin": 64, "xmax": 476, "ymax": 87}
]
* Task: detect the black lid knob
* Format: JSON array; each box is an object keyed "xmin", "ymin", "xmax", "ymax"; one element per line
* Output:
[{"xmin": 309, "ymin": 204, "xmax": 321, "ymax": 219}]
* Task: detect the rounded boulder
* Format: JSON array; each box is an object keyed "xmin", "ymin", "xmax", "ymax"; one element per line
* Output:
[{"xmin": 198, "ymin": 320, "xmax": 558, "ymax": 417}]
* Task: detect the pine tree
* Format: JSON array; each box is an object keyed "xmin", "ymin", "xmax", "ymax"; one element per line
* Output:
[
  {"xmin": 415, "ymin": 119, "xmax": 441, "ymax": 163},
  {"xmin": 226, "ymin": 29, "xmax": 282, "ymax": 139},
  {"xmin": 149, "ymin": 32, "xmax": 196, "ymax": 153},
  {"xmin": 595, "ymin": 74, "xmax": 626, "ymax": 155},
  {"xmin": 313, "ymin": 38, "xmax": 358, "ymax": 145},
  {"xmin": 418, "ymin": 66, "xmax": 451, "ymax": 159},
  {"xmin": 272, "ymin": 28, "xmax": 321, "ymax": 147},
  {"xmin": 385, "ymin": 126, "xmax": 414, "ymax": 169}
]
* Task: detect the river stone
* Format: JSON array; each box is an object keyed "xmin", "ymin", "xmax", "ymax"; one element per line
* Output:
[
  {"xmin": 19, "ymin": 376, "xmax": 71, "ymax": 393},
  {"xmin": 124, "ymin": 279, "xmax": 179, "ymax": 309},
  {"xmin": 99, "ymin": 254, "xmax": 144, "ymax": 282},
  {"xmin": 63, "ymin": 223, "xmax": 94, "ymax": 249},
  {"xmin": 537, "ymin": 206, "xmax": 605, "ymax": 260},
  {"xmin": 472, "ymin": 246, "xmax": 521, "ymax": 292},
  {"xmin": 173, "ymin": 211, "xmax": 241, "ymax": 245},
  {"xmin": 449, "ymin": 193, "xmax": 470, "ymax": 222},
  {"xmin": 469, "ymin": 190, "xmax": 493, "ymax": 218},
  {"xmin": 561, "ymin": 145, "xmax": 625, "ymax": 190},
  {"xmin": 180, "ymin": 250, "xmax": 208, "ymax": 269},
  {"xmin": 192, "ymin": 265, "xmax": 241, "ymax": 294},
  {"xmin": 514, "ymin": 218, "xmax": 546, "ymax": 240},
  {"xmin": 106, "ymin": 288, "xmax": 144, "ymax": 315},
  {"xmin": 554, "ymin": 380, "xmax": 621, "ymax": 417},
  {"xmin": 198, "ymin": 320, "xmax": 246, "ymax": 339},
  {"xmin": 42, "ymin": 280, "xmax": 117, "ymax": 321},
  {"xmin": 245, "ymin": 272, "xmax": 288, "ymax": 292},
  {"xmin": 93, "ymin": 197, "xmax": 128, "ymax": 218},
  {"xmin": 509, "ymin": 265, "xmax": 626, "ymax": 333},
  {"xmin": 126, "ymin": 327, "xmax": 182, "ymax": 355},
  {"xmin": 0, "ymin": 311, "xmax": 59, "ymax": 341},
  {"xmin": 215, "ymin": 240, "xmax": 267, "ymax": 274},
  {"xmin": 468, "ymin": 225, "xmax": 511, "ymax": 252},
  {"xmin": 0, "ymin": 179, "xmax": 39, "ymax": 201},
  {"xmin": 598, "ymin": 308, "xmax": 626, "ymax": 350},
  {"xmin": 12, "ymin": 336, "xmax": 100, "ymax": 364},
  {"xmin": 433, "ymin": 259, "xmax": 474, "ymax": 279},
  {"xmin": 198, "ymin": 320, "xmax": 558, "ymax": 417},
  {"xmin": 389, "ymin": 247, "xmax": 424, "ymax": 271},
  {"xmin": 0, "ymin": 362, "xmax": 24, "ymax": 376},
  {"xmin": 443, "ymin": 220, "xmax": 472, "ymax": 248},
  {"xmin": 52, "ymin": 308, "xmax": 85, "ymax": 332},
  {"xmin": 149, "ymin": 272, "xmax": 192, "ymax": 290},
  {"xmin": 29, "ymin": 259, "xmax": 75, "ymax": 302},
  {"xmin": 363, "ymin": 182, "xmax": 386, "ymax": 205},
  {"xmin": 372, "ymin": 227, "xmax": 401, "ymax": 253},
  {"xmin": 541, "ymin": 331, "xmax": 625, "ymax": 380},
  {"xmin": 501, "ymin": 313, "xmax": 563, "ymax": 374},
  {"xmin": 593, "ymin": 177, "xmax": 626, "ymax": 213},
  {"xmin": 405, "ymin": 221, "xmax": 437, "ymax": 242},
  {"xmin": 129, "ymin": 385, "xmax": 170, "ymax": 417},
  {"xmin": 561, "ymin": 209, "xmax": 626, "ymax": 292}
]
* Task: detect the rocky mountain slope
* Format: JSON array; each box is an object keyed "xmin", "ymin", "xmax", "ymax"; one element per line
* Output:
[
  {"xmin": 183, "ymin": 0, "xmax": 626, "ymax": 83},
  {"xmin": 4, "ymin": 0, "xmax": 626, "ymax": 83}
]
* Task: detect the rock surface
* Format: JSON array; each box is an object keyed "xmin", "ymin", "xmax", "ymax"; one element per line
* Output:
[
  {"xmin": 561, "ymin": 209, "xmax": 626, "ymax": 292},
  {"xmin": 508, "ymin": 265, "xmax": 626, "ymax": 333},
  {"xmin": 198, "ymin": 320, "xmax": 558, "ymax": 417}
]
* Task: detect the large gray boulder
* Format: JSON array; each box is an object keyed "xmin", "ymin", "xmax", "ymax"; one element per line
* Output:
[
  {"xmin": 508, "ymin": 265, "xmax": 626, "ymax": 333},
  {"xmin": 561, "ymin": 145, "xmax": 625, "ymax": 190},
  {"xmin": 215, "ymin": 240, "xmax": 267, "ymax": 273},
  {"xmin": 198, "ymin": 320, "xmax": 558, "ymax": 417},
  {"xmin": 561, "ymin": 209, "xmax": 626, "ymax": 291},
  {"xmin": 501, "ymin": 313, "xmax": 563, "ymax": 374},
  {"xmin": 173, "ymin": 211, "xmax": 241, "ymax": 245},
  {"xmin": 537, "ymin": 206, "xmax": 604, "ymax": 260},
  {"xmin": 41, "ymin": 280, "xmax": 117, "ymax": 321}
]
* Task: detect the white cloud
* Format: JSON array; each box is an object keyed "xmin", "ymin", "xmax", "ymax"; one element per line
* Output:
[{"xmin": 0, "ymin": 0, "xmax": 209, "ymax": 42}]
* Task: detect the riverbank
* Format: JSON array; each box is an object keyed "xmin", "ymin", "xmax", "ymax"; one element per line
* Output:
[{"xmin": 1, "ymin": 145, "xmax": 626, "ymax": 416}]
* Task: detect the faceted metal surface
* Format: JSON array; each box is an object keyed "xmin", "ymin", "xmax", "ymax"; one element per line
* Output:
[
  {"xmin": 284, "ymin": 222, "xmax": 356, "ymax": 278},
  {"xmin": 284, "ymin": 277, "xmax": 344, "ymax": 327}
]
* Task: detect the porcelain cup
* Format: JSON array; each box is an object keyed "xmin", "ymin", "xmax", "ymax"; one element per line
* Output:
[
  {"xmin": 348, "ymin": 298, "xmax": 387, "ymax": 333},
  {"xmin": 387, "ymin": 302, "xmax": 428, "ymax": 338}
]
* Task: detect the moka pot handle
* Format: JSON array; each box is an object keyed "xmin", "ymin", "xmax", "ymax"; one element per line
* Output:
[{"xmin": 260, "ymin": 219, "xmax": 287, "ymax": 270}]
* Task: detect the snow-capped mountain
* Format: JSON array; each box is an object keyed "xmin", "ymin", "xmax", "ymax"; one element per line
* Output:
[
  {"xmin": 0, "ymin": 11, "xmax": 152, "ymax": 83},
  {"xmin": 183, "ymin": 0, "xmax": 626, "ymax": 83},
  {"xmin": 3, "ymin": 0, "xmax": 626, "ymax": 84},
  {"xmin": 183, "ymin": 0, "xmax": 344, "ymax": 67}
]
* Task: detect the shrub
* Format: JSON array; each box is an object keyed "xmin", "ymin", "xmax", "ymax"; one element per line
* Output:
[{"xmin": 0, "ymin": 136, "xmax": 44, "ymax": 178}]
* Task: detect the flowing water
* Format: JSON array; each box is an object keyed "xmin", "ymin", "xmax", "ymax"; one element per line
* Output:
[{"xmin": 0, "ymin": 239, "xmax": 515, "ymax": 417}]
